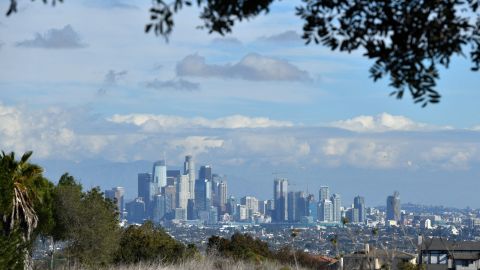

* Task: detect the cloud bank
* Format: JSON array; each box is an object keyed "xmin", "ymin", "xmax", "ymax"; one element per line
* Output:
[
  {"xmin": 331, "ymin": 113, "xmax": 439, "ymax": 132},
  {"xmin": 16, "ymin": 25, "xmax": 87, "ymax": 49},
  {"xmin": 176, "ymin": 53, "xmax": 310, "ymax": 82},
  {"xmin": 108, "ymin": 114, "xmax": 294, "ymax": 130},
  {"xmin": 0, "ymin": 104, "xmax": 479, "ymax": 170}
]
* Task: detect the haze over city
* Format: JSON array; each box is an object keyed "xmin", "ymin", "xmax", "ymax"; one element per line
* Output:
[{"xmin": 1, "ymin": 0, "xmax": 480, "ymax": 209}]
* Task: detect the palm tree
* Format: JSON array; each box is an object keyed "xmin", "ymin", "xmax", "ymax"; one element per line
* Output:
[{"xmin": 0, "ymin": 151, "xmax": 43, "ymax": 269}]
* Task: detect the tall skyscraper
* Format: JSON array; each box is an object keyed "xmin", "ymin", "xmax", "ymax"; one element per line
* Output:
[
  {"xmin": 137, "ymin": 173, "xmax": 152, "ymax": 202},
  {"xmin": 177, "ymin": 174, "xmax": 189, "ymax": 209},
  {"xmin": 126, "ymin": 197, "xmax": 146, "ymax": 224},
  {"xmin": 184, "ymin": 155, "xmax": 195, "ymax": 200},
  {"xmin": 387, "ymin": 191, "xmax": 401, "ymax": 222},
  {"xmin": 331, "ymin": 193, "xmax": 342, "ymax": 222},
  {"xmin": 167, "ymin": 169, "xmax": 181, "ymax": 178},
  {"xmin": 319, "ymin": 186, "xmax": 329, "ymax": 202},
  {"xmin": 195, "ymin": 178, "xmax": 212, "ymax": 211},
  {"xmin": 236, "ymin": 205, "xmax": 248, "ymax": 221},
  {"xmin": 152, "ymin": 160, "xmax": 167, "ymax": 191},
  {"xmin": 152, "ymin": 194, "xmax": 165, "ymax": 223},
  {"xmin": 287, "ymin": 191, "xmax": 296, "ymax": 222},
  {"xmin": 162, "ymin": 184, "xmax": 176, "ymax": 215},
  {"xmin": 273, "ymin": 178, "xmax": 288, "ymax": 222},
  {"xmin": 187, "ymin": 199, "xmax": 197, "ymax": 220},
  {"xmin": 240, "ymin": 196, "xmax": 258, "ymax": 214},
  {"xmin": 211, "ymin": 173, "xmax": 222, "ymax": 206},
  {"xmin": 199, "ymin": 165, "xmax": 212, "ymax": 181},
  {"xmin": 354, "ymin": 195, "xmax": 366, "ymax": 223},
  {"xmin": 318, "ymin": 199, "xmax": 333, "ymax": 222},
  {"xmin": 295, "ymin": 191, "xmax": 307, "ymax": 221},
  {"xmin": 226, "ymin": 196, "xmax": 237, "ymax": 216},
  {"xmin": 306, "ymin": 195, "xmax": 317, "ymax": 221},
  {"xmin": 346, "ymin": 208, "xmax": 360, "ymax": 223},
  {"xmin": 217, "ymin": 180, "xmax": 228, "ymax": 213},
  {"xmin": 167, "ymin": 170, "xmax": 181, "ymax": 186},
  {"xmin": 105, "ymin": 186, "xmax": 125, "ymax": 218},
  {"xmin": 258, "ymin": 200, "xmax": 267, "ymax": 215}
]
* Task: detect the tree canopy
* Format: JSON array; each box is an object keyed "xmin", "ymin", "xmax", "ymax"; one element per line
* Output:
[{"xmin": 6, "ymin": 0, "xmax": 480, "ymax": 106}]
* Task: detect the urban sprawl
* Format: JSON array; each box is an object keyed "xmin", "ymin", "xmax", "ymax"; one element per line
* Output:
[{"xmin": 102, "ymin": 155, "xmax": 480, "ymax": 269}]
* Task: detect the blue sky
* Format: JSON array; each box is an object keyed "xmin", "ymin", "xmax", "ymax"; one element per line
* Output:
[{"xmin": 1, "ymin": 0, "xmax": 480, "ymax": 207}]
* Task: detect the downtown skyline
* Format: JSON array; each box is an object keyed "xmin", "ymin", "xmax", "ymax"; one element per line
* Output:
[{"xmin": 1, "ymin": 0, "xmax": 480, "ymax": 209}]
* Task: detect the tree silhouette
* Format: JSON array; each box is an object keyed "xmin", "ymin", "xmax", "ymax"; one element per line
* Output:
[{"xmin": 6, "ymin": 0, "xmax": 480, "ymax": 106}]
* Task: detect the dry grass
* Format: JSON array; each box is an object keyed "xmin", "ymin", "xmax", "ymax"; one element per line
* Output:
[{"xmin": 105, "ymin": 256, "xmax": 307, "ymax": 270}]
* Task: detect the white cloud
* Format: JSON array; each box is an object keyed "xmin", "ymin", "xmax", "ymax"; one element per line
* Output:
[
  {"xmin": 108, "ymin": 114, "xmax": 294, "ymax": 130},
  {"xmin": 421, "ymin": 145, "xmax": 478, "ymax": 170},
  {"xmin": 321, "ymin": 138, "xmax": 402, "ymax": 168},
  {"xmin": 332, "ymin": 113, "xmax": 431, "ymax": 132},
  {"xmin": 176, "ymin": 53, "xmax": 310, "ymax": 82},
  {"xmin": 16, "ymin": 25, "xmax": 87, "ymax": 49},
  {"xmin": 169, "ymin": 136, "xmax": 224, "ymax": 157}
]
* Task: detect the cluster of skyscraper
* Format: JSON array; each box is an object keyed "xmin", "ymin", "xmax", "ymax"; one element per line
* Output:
[
  {"xmin": 119, "ymin": 155, "xmax": 228, "ymax": 224},
  {"xmin": 270, "ymin": 179, "xmax": 366, "ymax": 224},
  {"xmin": 104, "ymin": 155, "xmax": 401, "ymax": 226}
]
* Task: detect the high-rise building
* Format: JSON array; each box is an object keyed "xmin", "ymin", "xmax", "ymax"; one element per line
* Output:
[
  {"xmin": 208, "ymin": 206, "xmax": 218, "ymax": 224},
  {"xmin": 287, "ymin": 192, "xmax": 296, "ymax": 222},
  {"xmin": 354, "ymin": 195, "xmax": 366, "ymax": 223},
  {"xmin": 174, "ymin": 208, "xmax": 187, "ymax": 220},
  {"xmin": 195, "ymin": 178, "xmax": 212, "ymax": 211},
  {"xmin": 226, "ymin": 196, "xmax": 237, "ymax": 216},
  {"xmin": 217, "ymin": 180, "xmax": 228, "ymax": 213},
  {"xmin": 241, "ymin": 196, "xmax": 258, "ymax": 215},
  {"xmin": 162, "ymin": 184, "xmax": 176, "ymax": 215},
  {"xmin": 319, "ymin": 186, "xmax": 329, "ymax": 202},
  {"xmin": 236, "ymin": 205, "xmax": 248, "ymax": 221},
  {"xmin": 331, "ymin": 193, "xmax": 342, "ymax": 222},
  {"xmin": 306, "ymin": 195, "xmax": 317, "ymax": 221},
  {"xmin": 167, "ymin": 169, "xmax": 181, "ymax": 179},
  {"xmin": 184, "ymin": 155, "xmax": 195, "ymax": 200},
  {"xmin": 211, "ymin": 174, "xmax": 222, "ymax": 207},
  {"xmin": 105, "ymin": 186, "xmax": 125, "ymax": 219},
  {"xmin": 176, "ymin": 174, "xmax": 189, "ymax": 209},
  {"xmin": 266, "ymin": 199, "xmax": 275, "ymax": 217},
  {"xmin": 152, "ymin": 160, "xmax": 167, "ymax": 191},
  {"xmin": 273, "ymin": 178, "xmax": 288, "ymax": 222},
  {"xmin": 126, "ymin": 197, "xmax": 146, "ymax": 224},
  {"xmin": 346, "ymin": 208, "xmax": 360, "ymax": 223},
  {"xmin": 387, "ymin": 191, "xmax": 401, "ymax": 222},
  {"xmin": 167, "ymin": 170, "xmax": 181, "ymax": 186},
  {"xmin": 137, "ymin": 173, "xmax": 152, "ymax": 202},
  {"xmin": 318, "ymin": 199, "xmax": 333, "ymax": 222},
  {"xmin": 258, "ymin": 200, "xmax": 267, "ymax": 215},
  {"xmin": 294, "ymin": 191, "xmax": 307, "ymax": 221},
  {"xmin": 152, "ymin": 194, "xmax": 165, "ymax": 223},
  {"xmin": 199, "ymin": 165, "xmax": 212, "ymax": 181},
  {"xmin": 187, "ymin": 199, "xmax": 197, "ymax": 220}
]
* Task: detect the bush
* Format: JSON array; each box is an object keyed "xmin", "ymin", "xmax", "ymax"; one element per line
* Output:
[
  {"xmin": 115, "ymin": 221, "xmax": 196, "ymax": 264},
  {"xmin": 207, "ymin": 233, "xmax": 273, "ymax": 262}
]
